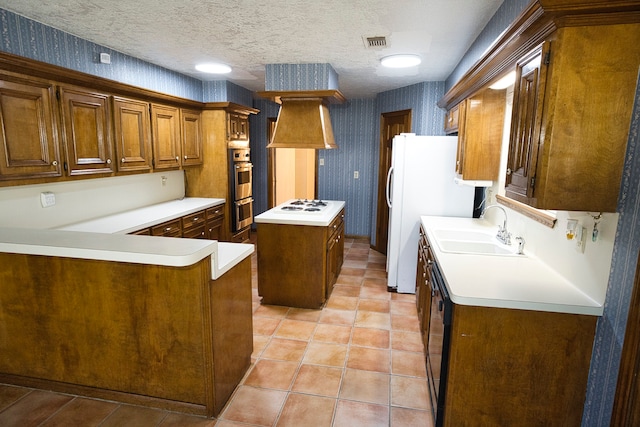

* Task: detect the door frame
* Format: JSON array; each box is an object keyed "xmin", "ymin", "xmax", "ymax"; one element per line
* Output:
[{"xmin": 372, "ymin": 109, "xmax": 411, "ymax": 254}]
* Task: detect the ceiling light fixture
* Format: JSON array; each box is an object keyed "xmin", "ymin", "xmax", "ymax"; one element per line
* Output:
[
  {"xmin": 195, "ymin": 63, "xmax": 232, "ymax": 74},
  {"xmin": 380, "ymin": 54, "xmax": 421, "ymax": 68}
]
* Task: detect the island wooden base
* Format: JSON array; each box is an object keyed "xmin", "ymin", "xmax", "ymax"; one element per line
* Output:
[{"xmin": 0, "ymin": 253, "xmax": 253, "ymax": 417}]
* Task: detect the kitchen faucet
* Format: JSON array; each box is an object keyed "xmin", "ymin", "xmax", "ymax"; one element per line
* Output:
[{"xmin": 480, "ymin": 205, "xmax": 511, "ymax": 245}]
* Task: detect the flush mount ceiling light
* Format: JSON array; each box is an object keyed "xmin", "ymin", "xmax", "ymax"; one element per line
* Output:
[
  {"xmin": 195, "ymin": 63, "xmax": 232, "ymax": 74},
  {"xmin": 380, "ymin": 54, "xmax": 421, "ymax": 68}
]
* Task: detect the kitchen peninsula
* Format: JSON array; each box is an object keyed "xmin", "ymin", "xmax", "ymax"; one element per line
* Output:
[
  {"xmin": 255, "ymin": 199, "xmax": 345, "ymax": 308},
  {"xmin": 0, "ymin": 197, "xmax": 254, "ymax": 418}
]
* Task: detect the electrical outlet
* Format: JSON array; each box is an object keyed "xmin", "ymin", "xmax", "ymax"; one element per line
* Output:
[
  {"xmin": 354, "ymin": 171, "xmax": 359, "ymax": 179},
  {"xmin": 319, "ymin": 158, "xmax": 324, "ymax": 166},
  {"xmin": 40, "ymin": 191, "xmax": 56, "ymax": 208},
  {"xmin": 161, "ymin": 175, "xmax": 167, "ymax": 186}
]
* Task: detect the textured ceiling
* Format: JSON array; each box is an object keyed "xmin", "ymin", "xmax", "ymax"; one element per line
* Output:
[{"xmin": 0, "ymin": 0, "xmax": 504, "ymax": 99}]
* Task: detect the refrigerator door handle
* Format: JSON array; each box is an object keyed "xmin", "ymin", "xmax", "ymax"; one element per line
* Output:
[{"xmin": 386, "ymin": 166, "xmax": 394, "ymax": 208}]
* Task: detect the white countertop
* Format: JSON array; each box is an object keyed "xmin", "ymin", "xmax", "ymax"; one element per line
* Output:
[
  {"xmin": 57, "ymin": 197, "xmax": 225, "ymax": 234},
  {"xmin": 421, "ymin": 216, "xmax": 603, "ymax": 316},
  {"xmin": 1, "ymin": 197, "xmax": 253, "ymax": 280},
  {"xmin": 255, "ymin": 200, "xmax": 346, "ymax": 226}
]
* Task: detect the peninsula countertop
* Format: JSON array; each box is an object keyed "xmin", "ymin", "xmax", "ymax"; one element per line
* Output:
[
  {"xmin": 0, "ymin": 197, "xmax": 252, "ymax": 280},
  {"xmin": 57, "ymin": 197, "xmax": 225, "ymax": 234},
  {"xmin": 421, "ymin": 216, "xmax": 602, "ymax": 316},
  {"xmin": 255, "ymin": 200, "xmax": 345, "ymax": 226}
]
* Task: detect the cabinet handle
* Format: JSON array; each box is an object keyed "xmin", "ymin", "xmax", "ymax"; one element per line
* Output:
[
  {"xmin": 52, "ymin": 160, "xmax": 58, "ymax": 166},
  {"xmin": 193, "ymin": 217, "xmax": 199, "ymax": 221},
  {"xmin": 106, "ymin": 159, "xmax": 111, "ymax": 165},
  {"xmin": 121, "ymin": 158, "xmax": 126, "ymax": 163},
  {"xmin": 175, "ymin": 156, "xmax": 179, "ymax": 161},
  {"xmin": 184, "ymin": 155, "xmax": 188, "ymax": 160},
  {"xmin": 165, "ymin": 227, "xmax": 171, "ymax": 232},
  {"xmin": 506, "ymin": 168, "xmax": 512, "ymax": 175}
]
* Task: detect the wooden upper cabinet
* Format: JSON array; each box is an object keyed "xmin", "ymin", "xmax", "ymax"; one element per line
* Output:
[
  {"xmin": 58, "ymin": 85, "xmax": 114, "ymax": 176},
  {"xmin": 150, "ymin": 103, "xmax": 181, "ymax": 170},
  {"xmin": 453, "ymin": 88, "xmax": 506, "ymax": 181},
  {"xmin": 506, "ymin": 22, "xmax": 640, "ymax": 212},
  {"xmin": 112, "ymin": 96, "xmax": 152, "ymax": 172},
  {"xmin": 180, "ymin": 109, "xmax": 203, "ymax": 166},
  {"xmin": 227, "ymin": 113, "xmax": 249, "ymax": 142},
  {"xmin": 0, "ymin": 73, "xmax": 61, "ymax": 180}
]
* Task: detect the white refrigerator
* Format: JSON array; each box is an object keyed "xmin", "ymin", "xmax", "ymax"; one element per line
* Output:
[{"xmin": 386, "ymin": 134, "xmax": 475, "ymax": 293}]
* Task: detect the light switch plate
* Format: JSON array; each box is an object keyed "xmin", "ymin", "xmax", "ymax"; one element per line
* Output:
[{"xmin": 40, "ymin": 191, "xmax": 56, "ymax": 208}]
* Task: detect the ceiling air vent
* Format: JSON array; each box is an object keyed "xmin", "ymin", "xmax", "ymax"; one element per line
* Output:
[{"xmin": 364, "ymin": 36, "xmax": 387, "ymax": 49}]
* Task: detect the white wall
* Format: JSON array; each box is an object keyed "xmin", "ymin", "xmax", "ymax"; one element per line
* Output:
[
  {"xmin": 0, "ymin": 170, "xmax": 185, "ymax": 229},
  {"xmin": 482, "ymin": 86, "xmax": 617, "ymax": 304}
]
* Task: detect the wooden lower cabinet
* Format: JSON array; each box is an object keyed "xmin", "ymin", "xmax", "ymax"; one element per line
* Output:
[
  {"xmin": 151, "ymin": 218, "xmax": 182, "ymax": 237},
  {"xmin": 415, "ymin": 226, "xmax": 432, "ymax": 347},
  {"xmin": 206, "ymin": 205, "xmax": 225, "ymax": 240},
  {"xmin": 0, "ymin": 253, "xmax": 253, "ymax": 418},
  {"xmin": 128, "ymin": 205, "xmax": 225, "ymax": 240},
  {"xmin": 182, "ymin": 209, "xmax": 207, "ymax": 239},
  {"xmin": 257, "ymin": 209, "xmax": 345, "ymax": 309},
  {"xmin": 441, "ymin": 305, "xmax": 596, "ymax": 426}
]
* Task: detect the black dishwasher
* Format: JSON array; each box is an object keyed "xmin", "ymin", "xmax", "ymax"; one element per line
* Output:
[{"xmin": 426, "ymin": 258, "xmax": 453, "ymax": 427}]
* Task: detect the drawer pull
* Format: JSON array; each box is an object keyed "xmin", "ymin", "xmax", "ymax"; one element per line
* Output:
[{"xmin": 165, "ymin": 227, "xmax": 172, "ymax": 232}]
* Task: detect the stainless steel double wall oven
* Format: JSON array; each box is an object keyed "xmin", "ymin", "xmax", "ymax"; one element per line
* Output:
[{"xmin": 229, "ymin": 148, "xmax": 253, "ymax": 232}]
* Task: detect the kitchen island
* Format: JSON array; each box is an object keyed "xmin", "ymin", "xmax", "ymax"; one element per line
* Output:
[
  {"xmin": 0, "ymin": 199, "xmax": 254, "ymax": 418},
  {"xmin": 255, "ymin": 199, "xmax": 345, "ymax": 308}
]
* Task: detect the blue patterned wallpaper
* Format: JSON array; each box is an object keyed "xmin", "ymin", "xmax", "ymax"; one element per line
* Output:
[
  {"xmin": 202, "ymin": 80, "xmax": 254, "ymax": 105},
  {"xmin": 581, "ymin": 71, "xmax": 640, "ymax": 427},
  {"xmin": 265, "ymin": 63, "xmax": 339, "ymax": 91},
  {"xmin": 446, "ymin": 0, "xmax": 530, "ymax": 91},
  {"xmin": 0, "ymin": 9, "xmax": 204, "ymax": 101}
]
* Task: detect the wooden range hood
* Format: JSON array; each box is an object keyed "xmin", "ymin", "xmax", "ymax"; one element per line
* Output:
[{"xmin": 257, "ymin": 90, "xmax": 345, "ymax": 149}]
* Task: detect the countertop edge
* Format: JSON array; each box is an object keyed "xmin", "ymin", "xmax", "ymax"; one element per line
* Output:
[
  {"xmin": 212, "ymin": 242, "xmax": 255, "ymax": 279},
  {"xmin": 420, "ymin": 216, "xmax": 604, "ymax": 317},
  {"xmin": 57, "ymin": 197, "xmax": 226, "ymax": 234}
]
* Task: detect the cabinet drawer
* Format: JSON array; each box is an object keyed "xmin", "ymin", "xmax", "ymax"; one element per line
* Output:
[
  {"xmin": 129, "ymin": 227, "xmax": 151, "ymax": 236},
  {"xmin": 182, "ymin": 223, "xmax": 206, "ymax": 239},
  {"xmin": 206, "ymin": 205, "xmax": 224, "ymax": 221},
  {"xmin": 182, "ymin": 210, "xmax": 206, "ymax": 229},
  {"xmin": 327, "ymin": 209, "xmax": 345, "ymax": 234},
  {"xmin": 151, "ymin": 218, "xmax": 182, "ymax": 237}
]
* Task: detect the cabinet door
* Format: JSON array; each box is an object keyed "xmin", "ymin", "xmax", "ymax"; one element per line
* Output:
[
  {"xmin": 113, "ymin": 96, "xmax": 152, "ymax": 172},
  {"xmin": 444, "ymin": 102, "xmax": 462, "ymax": 135},
  {"xmin": 458, "ymin": 88, "xmax": 506, "ymax": 181},
  {"xmin": 181, "ymin": 109, "xmax": 203, "ymax": 166},
  {"xmin": 505, "ymin": 43, "xmax": 549, "ymax": 203},
  {"xmin": 150, "ymin": 104, "xmax": 181, "ymax": 170},
  {"xmin": 0, "ymin": 74, "xmax": 61, "ymax": 180},
  {"xmin": 59, "ymin": 86, "xmax": 114, "ymax": 176}
]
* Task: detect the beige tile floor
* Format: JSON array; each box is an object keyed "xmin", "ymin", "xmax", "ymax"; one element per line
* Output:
[{"xmin": 0, "ymin": 236, "xmax": 434, "ymax": 426}]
